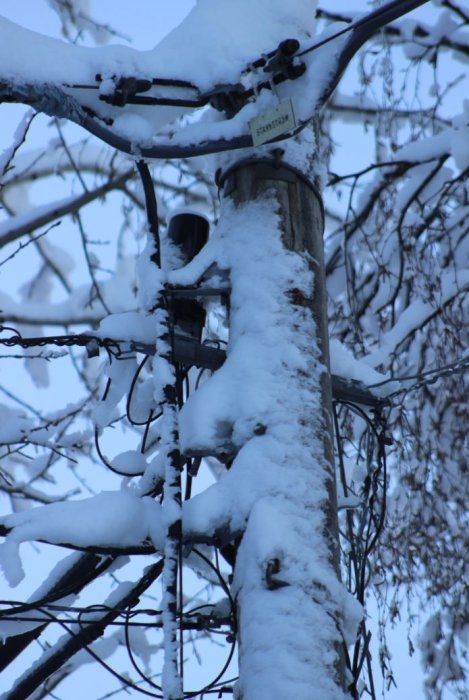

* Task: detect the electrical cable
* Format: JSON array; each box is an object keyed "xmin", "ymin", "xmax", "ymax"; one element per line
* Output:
[
  {"xmin": 332, "ymin": 397, "xmax": 389, "ymax": 695},
  {"xmin": 137, "ymin": 160, "xmax": 161, "ymax": 266},
  {"xmin": 126, "ymin": 354, "xmax": 162, "ymax": 427},
  {"xmin": 122, "ymin": 605, "xmax": 164, "ymax": 695},
  {"xmin": 4, "ymin": 561, "xmax": 165, "ymax": 700},
  {"xmin": 0, "ymin": 0, "xmax": 431, "ymax": 160}
]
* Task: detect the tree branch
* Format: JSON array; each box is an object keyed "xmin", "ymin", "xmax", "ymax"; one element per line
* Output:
[{"xmin": 0, "ymin": 169, "xmax": 134, "ymax": 249}]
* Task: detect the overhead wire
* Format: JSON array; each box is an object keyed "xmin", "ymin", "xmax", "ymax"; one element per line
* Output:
[
  {"xmin": 65, "ymin": 1, "xmax": 430, "ymax": 116},
  {"xmin": 5, "ymin": 0, "xmax": 430, "ymax": 160}
]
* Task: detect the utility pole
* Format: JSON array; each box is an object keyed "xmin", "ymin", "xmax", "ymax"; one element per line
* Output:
[
  {"xmin": 221, "ymin": 153, "xmax": 339, "ymax": 568},
  {"xmin": 211, "ymin": 142, "xmax": 347, "ymax": 698}
]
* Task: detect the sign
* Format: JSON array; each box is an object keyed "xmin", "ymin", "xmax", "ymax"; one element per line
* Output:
[{"xmin": 249, "ymin": 99, "xmax": 296, "ymax": 147}]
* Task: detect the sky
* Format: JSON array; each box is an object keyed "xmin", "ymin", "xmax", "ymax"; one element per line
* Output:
[{"xmin": 0, "ymin": 1, "xmax": 446, "ymax": 698}]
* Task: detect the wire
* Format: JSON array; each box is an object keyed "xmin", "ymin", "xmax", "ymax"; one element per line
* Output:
[
  {"xmin": 300, "ymin": 0, "xmax": 429, "ymax": 60},
  {"xmin": 333, "ymin": 397, "xmax": 388, "ymax": 696},
  {"xmin": 122, "ymin": 605, "xmax": 164, "ymax": 695},
  {"xmin": 137, "ymin": 160, "xmax": 161, "ymax": 267},
  {"xmin": 4, "ymin": 560, "xmax": 166, "ymax": 700},
  {"xmin": 75, "ymin": 0, "xmax": 431, "ymax": 160},
  {"xmin": 368, "ymin": 355, "xmax": 469, "ymax": 396},
  {"xmin": 126, "ymin": 354, "xmax": 162, "ymax": 427}
]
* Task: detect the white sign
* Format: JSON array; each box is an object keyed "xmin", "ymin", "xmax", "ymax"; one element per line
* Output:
[{"xmin": 249, "ymin": 99, "xmax": 296, "ymax": 147}]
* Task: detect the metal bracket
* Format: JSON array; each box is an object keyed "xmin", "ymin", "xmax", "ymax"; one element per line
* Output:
[
  {"xmin": 265, "ymin": 558, "xmax": 290, "ymax": 590},
  {"xmin": 262, "ymin": 39, "xmax": 306, "ymax": 81}
]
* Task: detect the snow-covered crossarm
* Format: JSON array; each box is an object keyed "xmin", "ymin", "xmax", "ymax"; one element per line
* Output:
[{"xmin": 0, "ymin": 483, "xmax": 252, "ymax": 570}]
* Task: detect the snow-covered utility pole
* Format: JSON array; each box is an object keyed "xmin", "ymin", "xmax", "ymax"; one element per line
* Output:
[{"xmin": 211, "ymin": 150, "xmax": 349, "ymax": 698}]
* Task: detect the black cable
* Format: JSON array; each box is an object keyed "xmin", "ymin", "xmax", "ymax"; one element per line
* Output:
[
  {"xmin": 136, "ymin": 160, "xmax": 161, "ymax": 267},
  {"xmin": 0, "ymin": 601, "xmax": 164, "ymax": 618},
  {"xmin": 126, "ymin": 354, "xmax": 162, "ymax": 426},
  {"xmin": 94, "ymin": 426, "xmax": 144, "ymax": 477},
  {"xmin": 184, "ymin": 633, "xmax": 237, "ymax": 699},
  {"xmin": 1, "ymin": 0, "xmax": 431, "ymax": 160},
  {"xmin": 333, "ymin": 401, "xmax": 360, "ymax": 596},
  {"xmin": 0, "ymin": 553, "xmax": 115, "ymax": 673},
  {"xmin": 364, "ymin": 416, "xmax": 388, "ymax": 557},
  {"xmin": 300, "ymin": 0, "xmax": 429, "ymax": 60},
  {"xmin": 192, "ymin": 549, "xmax": 236, "ymax": 616},
  {"xmin": 122, "ymin": 605, "xmax": 164, "ymax": 696}
]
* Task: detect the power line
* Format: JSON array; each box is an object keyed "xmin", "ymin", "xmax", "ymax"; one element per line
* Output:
[{"xmin": 0, "ymin": 0, "xmax": 431, "ymax": 159}]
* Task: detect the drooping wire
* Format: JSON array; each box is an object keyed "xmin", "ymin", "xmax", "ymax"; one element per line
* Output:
[
  {"xmin": 3, "ymin": 561, "xmax": 166, "ymax": 700},
  {"xmin": 182, "ymin": 548, "xmax": 237, "ymax": 698},
  {"xmin": 122, "ymin": 605, "xmax": 164, "ymax": 695},
  {"xmin": 333, "ymin": 397, "xmax": 388, "ymax": 699},
  {"xmin": 137, "ymin": 160, "xmax": 161, "ymax": 268},
  {"xmin": 126, "ymin": 354, "xmax": 162, "ymax": 426}
]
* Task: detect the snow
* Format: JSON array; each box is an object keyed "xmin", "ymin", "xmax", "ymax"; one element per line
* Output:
[
  {"xmin": 397, "ymin": 102, "xmax": 469, "ymax": 171},
  {"xmin": 92, "ymin": 353, "xmax": 136, "ymax": 428},
  {"xmin": 95, "ymin": 310, "xmax": 156, "ymax": 344},
  {"xmin": 0, "ymin": 490, "xmax": 164, "ymax": 586},
  {"xmin": 428, "ymin": 9, "xmax": 459, "ymax": 42},
  {"xmin": 330, "ymin": 339, "xmax": 392, "ymax": 392},
  {"xmin": 112, "ymin": 113, "xmax": 155, "ymax": 145},
  {"xmin": 0, "ymin": 1, "xmax": 354, "ymax": 155},
  {"xmin": 0, "ymin": 192, "xmax": 87, "ymax": 244},
  {"xmin": 172, "ymin": 197, "xmax": 310, "ymax": 452},
  {"xmin": 0, "ymin": 403, "xmax": 34, "ymax": 444},
  {"xmin": 112, "ymin": 450, "xmax": 148, "ymax": 476}
]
